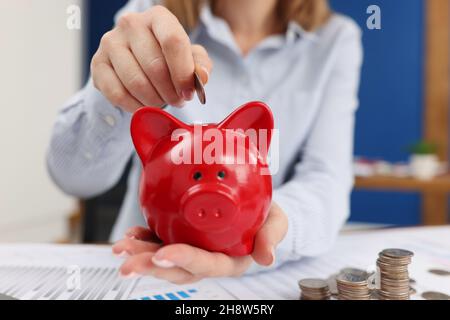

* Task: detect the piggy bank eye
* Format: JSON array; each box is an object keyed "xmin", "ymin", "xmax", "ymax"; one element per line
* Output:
[
  {"xmin": 217, "ymin": 171, "xmax": 226, "ymax": 179},
  {"xmin": 193, "ymin": 172, "xmax": 202, "ymax": 181}
]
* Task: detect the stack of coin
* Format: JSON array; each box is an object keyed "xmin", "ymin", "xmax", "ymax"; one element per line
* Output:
[
  {"xmin": 298, "ymin": 279, "xmax": 331, "ymax": 300},
  {"xmin": 377, "ymin": 248, "xmax": 414, "ymax": 300},
  {"xmin": 336, "ymin": 270, "xmax": 371, "ymax": 300}
]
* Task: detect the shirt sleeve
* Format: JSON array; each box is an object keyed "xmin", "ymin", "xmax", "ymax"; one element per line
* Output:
[
  {"xmin": 46, "ymin": 0, "xmax": 155, "ymax": 198},
  {"xmin": 247, "ymin": 18, "xmax": 363, "ymax": 274}
]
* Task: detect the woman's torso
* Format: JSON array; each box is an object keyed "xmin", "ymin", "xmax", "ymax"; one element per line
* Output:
[{"xmin": 110, "ymin": 4, "xmax": 357, "ymax": 241}]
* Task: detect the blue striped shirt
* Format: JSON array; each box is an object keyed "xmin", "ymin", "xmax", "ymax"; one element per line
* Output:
[{"xmin": 47, "ymin": 0, "xmax": 362, "ymax": 273}]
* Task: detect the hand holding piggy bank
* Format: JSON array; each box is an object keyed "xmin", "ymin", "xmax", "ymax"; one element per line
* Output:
[{"xmin": 131, "ymin": 102, "xmax": 273, "ymax": 256}]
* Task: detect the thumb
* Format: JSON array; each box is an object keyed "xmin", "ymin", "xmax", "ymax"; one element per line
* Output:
[
  {"xmin": 251, "ymin": 203, "xmax": 288, "ymax": 266},
  {"xmin": 192, "ymin": 44, "xmax": 213, "ymax": 85}
]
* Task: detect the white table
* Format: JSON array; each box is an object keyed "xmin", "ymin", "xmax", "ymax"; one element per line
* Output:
[{"xmin": 0, "ymin": 226, "xmax": 449, "ymax": 300}]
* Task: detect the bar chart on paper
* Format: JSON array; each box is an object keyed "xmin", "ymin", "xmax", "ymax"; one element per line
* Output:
[
  {"xmin": 129, "ymin": 279, "xmax": 237, "ymax": 300},
  {"xmin": 0, "ymin": 244, "xmax": 237, "ymax": 300},
  {"xmin": 134, "ymin": 289, "xmax": 198, "ymax": 301},
  {"xmin": 0, "ymin": 266, "xmax": 137, "ymax": 300},
  {"xmin": 0, "ymin": 265, "xmax": 235, "ymax": 300}
]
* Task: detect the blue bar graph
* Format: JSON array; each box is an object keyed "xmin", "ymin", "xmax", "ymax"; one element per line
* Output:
[
  {"xmin": 135, "ymin": 288, "xmax": 198, "ymax": 300},
  {"xmin": 166, "ymin": 293, "xmax": 179, "ymax": 300},
  {"xmin": 177, "ymin": 291, "xmax": 189, "ymax": 298}
]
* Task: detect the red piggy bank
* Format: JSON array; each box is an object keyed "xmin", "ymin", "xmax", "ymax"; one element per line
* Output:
[{"xmin": 131, "ymin": 102, "xmax": 273, "ymax": 256}]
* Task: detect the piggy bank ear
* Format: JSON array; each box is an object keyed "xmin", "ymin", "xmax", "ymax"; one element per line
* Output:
[
  {"xmin": 131, "ymin": 107, "xmax": 186, "ymax": 163},
  {"xmin": 219, "ymin": 101, "xmax": 274, "ymax": 149}
]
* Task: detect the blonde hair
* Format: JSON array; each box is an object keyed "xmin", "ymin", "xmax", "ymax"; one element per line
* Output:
[{"xmin": 163, "ymin": 0, "xmax": 331, "ymax": 32}]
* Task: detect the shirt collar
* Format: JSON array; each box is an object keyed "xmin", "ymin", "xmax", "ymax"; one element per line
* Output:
[
  {"xmin": 286, "ymin": 21, "xmax": 319, "ymax": 43},
  {"xmin": 194, "ymin": 4, "xmax": 241, "ymax": 54},
  {"xmin": 190, "ymin": 4, "xmax": 318, "ymax": 53}
]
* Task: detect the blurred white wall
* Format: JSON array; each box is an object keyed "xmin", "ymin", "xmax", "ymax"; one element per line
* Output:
[{"xmin": 0, "ymin": 0, "xmax": 84, "ymax": 241}]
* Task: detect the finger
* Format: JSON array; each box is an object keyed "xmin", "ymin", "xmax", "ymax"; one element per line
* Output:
[
  {"xmin": 120, "ymin": 252, "xmax": 199, "ymax": 285},
  {"xmin": 107, "ymin": 45, "xmax": 164, "ymax": 107},
  {"xmin": 192, "ymin": 44, "xmax": 212, "ymax": 85},
  {"xmin": 91, "ymin": 59, "xmax": 141, "ymax": 113},
  {"xmin": 251, "ymin": 204, "xmax": 288, "ymax": 266},
  {"xmin": 152, "ymin": 244, "xmax": 252, "ymax": 278},
  {"xmin": 122, "ymin": 22, "xmax": 185, "ymax": 107},
  {"xmin": 148, "ymin": 6, "xmax": 195, "ymax": 99},
  {"xmin": 125, "ymin": 226, "xmax": 160, "ymax": 242},
  {"xmin": 112, "ymin": 237, "xmax": 161, "ymax": 256},
  {"xmin": 128, "ymin": 27, "xmax": 184, "ymax": 106}
]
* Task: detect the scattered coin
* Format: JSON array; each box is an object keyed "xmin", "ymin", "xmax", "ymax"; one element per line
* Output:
[
  {"xmin": 428, "ymin": 269, "xmax": 450, "ymax": 276},
  {"xmin": 0, "ymin": 293, "xmax": 18, "ymax": 300},
  {"xmin": 298, "ymin": 278, "xmax": 331, "ymax": 300},
  {"xmin": 194, "ymin": 71, "xmax": 206, "ymax": 105},
  {"xmin": 422, "ymin": 291, "xmax": 450, "ymax": 300}
]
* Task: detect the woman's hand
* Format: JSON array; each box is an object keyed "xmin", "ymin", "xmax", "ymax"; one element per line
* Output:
[
  {"xmin": 91, "ymin": 5, "xmax": 213, "ymax": 112},
  {"xmin": 112, "ymin": 202, "xmax": 288, "ymax": 284}
]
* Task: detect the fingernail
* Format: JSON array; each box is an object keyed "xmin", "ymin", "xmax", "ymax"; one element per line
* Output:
[
  {"xmin": 120, "ymin": 271, "xmax": 140, "ymax": 279},
  {"xmin": 125, "ymin": 231, "xmax": 134, "ymax": 238},
  {"xmin": 152, "ymin": 256, "xmax": 175, "ymax": 268},
  {"xmin": 268, "ymin": 247, "xmax": 275, "ymax": 266},
  {"xmin": 113, "ymin": 251, "xmax": 129, "ymax": 258},
  {"xmin": 201, "ymin": 65, "xmax": 210, "ymax": 83},
  {"xmin": 173, "ymin": 100, "xmax": 186, "ymax": 108},
  {"xmin": 126, "ymin": 234, "xmax": 137, "ymax": 240},
  {"xmin": 182, "ymin": 89, "xmax": 194, "ymax": 101}
]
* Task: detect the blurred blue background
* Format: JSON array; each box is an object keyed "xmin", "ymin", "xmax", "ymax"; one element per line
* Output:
[
  {"xmin": 330, "ymin": 0, "xmax": 424, "ymax": 225},
  {"xmin": 85, "ymin": 0, "xmax": 426, "ymax": 227}
]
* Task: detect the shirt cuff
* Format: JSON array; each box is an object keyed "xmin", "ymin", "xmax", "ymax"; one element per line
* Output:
[
  {"xmin": 84, "ymin": 80, "xmax": 131, "ymax": 135},
  {"xmin": 82, "ymin": 79, "xmax": 132, "ymax": 150},
  {"xmin": 272, "ymin": 190, "xmax": 303, "ymax": 261}
]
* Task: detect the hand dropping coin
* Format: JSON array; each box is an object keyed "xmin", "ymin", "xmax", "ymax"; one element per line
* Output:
[{"xmin": 161, "ymin": 71, "xmax": 206, "ymax": 109}]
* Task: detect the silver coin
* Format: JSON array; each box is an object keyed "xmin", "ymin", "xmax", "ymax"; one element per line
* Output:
[
  {"xmin": 194, "ymin": 71, "xmax": 206, "ymax": 105},
  {"xmin": 422, "ymin": 291, "xmax": 450, "ymax": 300},
  {"xmin": 381, "ymin": 248, "xmax": 414, "ymax": 258},
  {"xmin": 340, "ymin": 268, "xmax": 369, "ymax": 278},
  {"xmin": 298, "ymin": 278, "xmax": 328, "ymax": 289},
  {"xmin": 0, "ymin": 293, "xmax": 18, "ymax": 300},
  {"xmin": 428, "ymin": 269, "xmax": 450, "ymax": 276},
  {"xmin": 337, "ymin": 271, "xmax": 368, "ymax": 284}
]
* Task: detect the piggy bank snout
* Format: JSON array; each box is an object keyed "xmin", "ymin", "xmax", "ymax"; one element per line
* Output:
[{"xmin": 181, "ymin": 185, "xmax": 239, "ymax": 233}]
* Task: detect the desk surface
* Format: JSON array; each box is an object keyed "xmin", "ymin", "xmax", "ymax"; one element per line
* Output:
[{"xmin": 0, "ymin": 226, "xmax": 449, "ymax": 300}]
